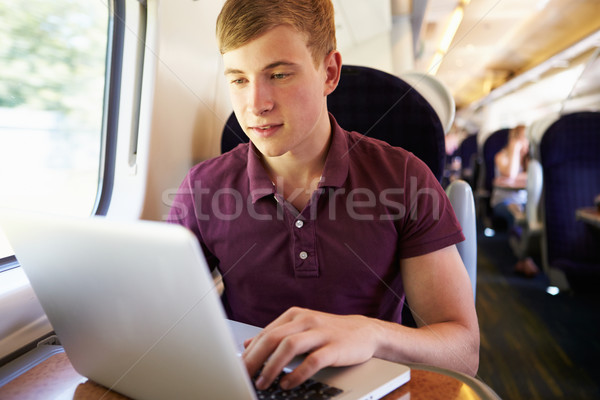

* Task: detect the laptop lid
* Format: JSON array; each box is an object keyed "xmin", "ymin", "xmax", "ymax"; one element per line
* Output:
[{"xmin": 0, "ymin": 211, "xmax": 410, "ymax": 400}]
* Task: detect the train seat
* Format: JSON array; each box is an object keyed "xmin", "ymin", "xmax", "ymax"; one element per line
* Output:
[
  {"xmin": 220, "ymin": 65, "xmax": 477, "ymax": 301},
  {"xmin": 396, "ymin": 71, "xmax": 456, "ymax": 135},
  {"xmin": 508, "ymin": 159, "xmax": 543, "ymax": 260},
  {"xmin": 457, "ymin": 134, "xmax": 478, "ymax": 187},
  {"xmin": 476, "ymin": 128, "xmax": 510, "ymax": 230},
  {"xmin": 539, "ymin": 111, "xmax": 600, "ymax": 290},
  {"xmin": 446, "ymin": 179, "xmax": 477, "ymax": 299}
]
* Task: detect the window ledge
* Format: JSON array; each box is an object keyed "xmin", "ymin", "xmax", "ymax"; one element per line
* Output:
[{"xmin": 0, "ymin": 339, "xmax": 63, "ymax": 387}]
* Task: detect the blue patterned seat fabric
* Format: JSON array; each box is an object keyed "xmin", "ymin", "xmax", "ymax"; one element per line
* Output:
[
  {"xmin": 540, "ymin": 111, "xmax": 600, "ymax": 283},
  {"xmin": 481, "ymin": 128, "xmax": 509, "ymax": 196}
]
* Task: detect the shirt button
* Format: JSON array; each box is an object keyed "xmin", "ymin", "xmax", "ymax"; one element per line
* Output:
[
  {"xmin": 299, "ymin": 251, "xmax": 308, "ymax": 260},
  {"xmin": 295, "ymin": 220, "xmax": 304, "ymax": 229}
]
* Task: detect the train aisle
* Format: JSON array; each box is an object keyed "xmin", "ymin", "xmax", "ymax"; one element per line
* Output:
[{"xmin": 475, "ymin": 227, "xmax": 600, "ymax": 399}]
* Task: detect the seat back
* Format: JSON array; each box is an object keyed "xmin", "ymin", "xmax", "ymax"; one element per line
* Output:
[
  {"xmin": 457, "ymin": 134, "xmax": 478, "ymax": 187},
  {"xmin": 397, "ymin": 71, "xmax": 455, "ymax": 135},
  {"xmin": 220, "ymin": 65, "xmax": 446, "ymax": 181},
  {"xmin": 446, "ymin": 180, "xmax": 477, "ymax": 299},
  {"xmin": 327, "ymin": 66, "xmax": 446, "ymax": 181},
  {"xmin": 508, "ymin": 158, "xmax": 544, "ymax": 260},
  {"xmin": 525, "ymin": 159, "xmax": 544, "ymax": 232},
  {"xmin": 480, "ymin": 129, "xmax": 509, "ymax": 196},
  {"xmin": 540, "ymin": 112, "xmax": 600, "ymax": 276},
  {"xmin": 221, "ymin": 113, "xmax": 248, "ymax": 156}
]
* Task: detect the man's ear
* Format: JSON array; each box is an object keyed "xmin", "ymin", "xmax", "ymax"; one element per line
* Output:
[{"xmin": 323, "ymin": 50, "xmax": 342, "ymax": 96}]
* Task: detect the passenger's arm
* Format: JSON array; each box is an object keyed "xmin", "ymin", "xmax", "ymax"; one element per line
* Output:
[
  {"xmin": 242, "ymin": 245, "xmax": 480, "ymax": 390},
  {"xmin": 495, "ymin": 141, "xmax": 524, "ymax": 178}
]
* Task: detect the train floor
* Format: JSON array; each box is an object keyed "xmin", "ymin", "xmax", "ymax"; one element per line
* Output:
[{"xmin": 475, "ymin": 227, "xmax": 600, "ymax": 399}]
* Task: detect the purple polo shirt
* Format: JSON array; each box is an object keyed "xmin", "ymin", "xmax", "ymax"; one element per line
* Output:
[{"xmin": 168, "ymin": 114, "xmax": 464, "ymax": 327}]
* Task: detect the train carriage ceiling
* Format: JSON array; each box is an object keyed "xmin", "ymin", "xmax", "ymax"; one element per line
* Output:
[
  {"xmin": 417, "ymin": 0, "xmax": 600, "ymax": 109},
  {"xmin": 335, "ymin": 0, "xmax": 600, "ymax": 110}
]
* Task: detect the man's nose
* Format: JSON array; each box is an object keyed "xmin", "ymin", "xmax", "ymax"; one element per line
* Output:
[{"xmin": 248, "ymin": 82, "xmax": 274, "ymax": 115}]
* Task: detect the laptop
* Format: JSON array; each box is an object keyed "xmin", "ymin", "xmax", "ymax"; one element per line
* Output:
[{"xmin": 0, "ymin": 210, "xmax": 410, "ymax": 400}]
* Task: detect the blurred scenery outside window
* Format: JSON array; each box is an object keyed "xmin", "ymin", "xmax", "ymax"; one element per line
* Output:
[{"xmin": 0, "ymin": 0, "xmax": 109, "ymax": 258}]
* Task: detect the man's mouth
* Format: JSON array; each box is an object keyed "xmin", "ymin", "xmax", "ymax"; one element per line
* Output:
[{"xmin": 250, "ymin": 124, "xmax": 282, "ymax": 137}]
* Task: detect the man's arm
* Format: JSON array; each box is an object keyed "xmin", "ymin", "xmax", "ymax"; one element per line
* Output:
[
  {"xmin": 377, "ymin": 244, "xmax": 480, "ymax": 373},
  {"xmin": 242, "ymin": 245, "xmax": 480, "ymax": 390}
]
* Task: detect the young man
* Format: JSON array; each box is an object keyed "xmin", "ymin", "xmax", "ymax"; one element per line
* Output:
[{"xmin": 168, "ymin": 0, "xmax": 479, "ymax": 391}]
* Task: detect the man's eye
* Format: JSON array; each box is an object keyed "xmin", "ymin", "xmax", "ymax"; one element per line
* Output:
[
  {"xmin": 272, "ymin": 73, "xmax": 289, "ymax": 80},
  {"xmin": 231, "ymin": 78, "xmax": 246, "ymax": 85}
]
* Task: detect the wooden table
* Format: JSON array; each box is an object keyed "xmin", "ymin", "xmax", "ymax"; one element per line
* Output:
[
  {"xmin": 576, "ymin": 207, "xmax": 600, "ymax": 230},
  {"xmin": 0, "ymin": 351, "xmax": 499, "ymax": 400}
]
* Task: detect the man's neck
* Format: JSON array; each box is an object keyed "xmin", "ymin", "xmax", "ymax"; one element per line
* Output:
[{"xmin": 261, "ymin": 127, "xmax": 332, "ymax": 211}]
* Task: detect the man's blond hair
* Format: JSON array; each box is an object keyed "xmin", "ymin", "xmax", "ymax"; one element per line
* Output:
[{"xmin": 216, "ymin": 0, "xmax": 336, "ymax": 66}]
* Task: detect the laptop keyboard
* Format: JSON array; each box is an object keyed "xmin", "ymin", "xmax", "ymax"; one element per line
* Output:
[{"xmin": 255, "ymin": 371, "xmax": 343, "ymax": 399}]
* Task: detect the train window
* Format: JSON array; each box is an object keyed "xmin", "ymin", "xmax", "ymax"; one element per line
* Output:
[{"xmin": 0, "ymin": 1, "xmax": 118, "ymax": 260}]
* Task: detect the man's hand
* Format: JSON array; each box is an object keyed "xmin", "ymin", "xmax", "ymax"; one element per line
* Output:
[{"xmin": 242, "ymin": 307, "xmax": 381, "ymax": 390}]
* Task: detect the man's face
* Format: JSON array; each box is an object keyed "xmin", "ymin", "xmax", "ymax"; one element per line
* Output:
[{"xmin": 223, "ymin": 25, "xmax": 333, "ymax": 159}]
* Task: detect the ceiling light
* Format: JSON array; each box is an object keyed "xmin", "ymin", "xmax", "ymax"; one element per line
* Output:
[
  {"xmin": 537, "ymin": 0, "xmax": 550, "ymax": 10},
  {"xmin": 429, "ymin": 52, "xmax": 445, "ymax": 75},
  {"xmin": 428, "ymin": 1, "xmax": 468, "ymax": 75},
  {"xmin": 439, "ymin": 7, "xmax": 464, "ymax": 52},
  {"xmin": 471, "ymin": 29, "xmax": 600, "ymax": 109}
]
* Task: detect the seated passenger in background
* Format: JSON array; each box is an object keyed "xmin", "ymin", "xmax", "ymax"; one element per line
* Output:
[
  {"xmin": 443, "ymin": 125, "xmax": 467, "ymax": 186},
  {"xmin": 490, "ymin": 124, "xmax": 538, "ymax": 276},
  {"xmin": 168, "ymin": 0, "xmax": 479, "ymax": 390},
  {"xmin": 491, "ymin": 125, "xmax": 529, "ymax": 225}
]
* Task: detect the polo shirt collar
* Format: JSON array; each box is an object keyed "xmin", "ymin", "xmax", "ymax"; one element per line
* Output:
[
  {"xmin": 246, "ymin": 112, "xmax": 349, "ymax": 203},
  {"xmin": 319, "ymin": 113, "xmax": 349, "ymax": 189},
  {"xmin": 247, "ymin": 142, "xmax": 275, "ymax": 203}
]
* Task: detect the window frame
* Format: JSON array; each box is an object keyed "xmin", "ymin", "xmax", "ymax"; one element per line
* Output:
[
  {"xmin": 0, "ymin": 256, "xmax": 18, "ymax": 274},
  {"xmin": 94, "ymin": 0, "xmax": 126, "ymax": 216}
]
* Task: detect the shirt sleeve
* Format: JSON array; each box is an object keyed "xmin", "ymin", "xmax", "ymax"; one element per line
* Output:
[
  {"xmin": 167, "ymin": 171, "xmax": 220, "ymax": 270},
  {"xmin": 396, "ymin": 154, "xmax": 465, "ymax": 259}
]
